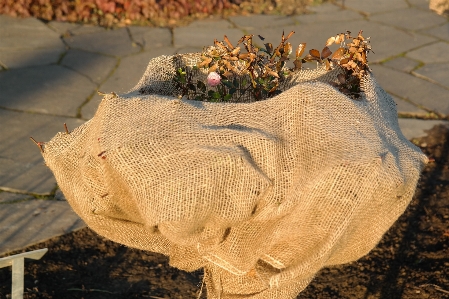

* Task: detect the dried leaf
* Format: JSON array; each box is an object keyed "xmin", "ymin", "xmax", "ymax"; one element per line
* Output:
[
  {"xmin": 335, "ymin": 33, "xmax": 345, "ymax": 44},
  {"xmin": 326, "ymin": 36, "xmax": 336, "ymax": 47},
  {"xmin": 222, "ymin": 71, "xmax": 233, "ymax": 78},
  {"xmin": 223, "ymin": 35, "xmax": 234, "ymax": 49},
  {"xmin": 283, "ymin": 43, "xmax": 292, "ymax": 56},
  {"xmin": 296, "ymin": 43, "xmax": 306, "ymax": 59},
  {"xmin": 258, "ymin": 35, "xmax": 265, "ymax": 41},
  {"xmin": 223, "ymin": 55, "xmax": 238, "ymax": 61},
  {"xmin": 293, "ymin": 59, "xmax": 302, "ymax": 70},
  {"xmin": 332, "ymin": 47, "xmax": 345, "ymax": 60},
  {"xmin": 340, "ymin": 58, "xmax": 350, "ymax": 65},
  {"xmin": 197, "ymin": 57, "xmax": 212, "ymax": 67},
  {"xmin": 303, "ymin": 54, "xmax": 315, "ymax": 61},
  {"xmin": 209, "ymin": 64, "xmax": 218, "ymax": 72},
  {"xmin": 237, "ymin": 34, "xmax": 253, "ymax": 45},
  {"xmin": 309, "ymin": 49, "xmax": 321, "ymax": 59},
  {"xmin": 321, "ymin": 46, "xmax": 332, "ymax": 59},
  {"xmin": 268, "ymin": 71, "xmax": 280, "ymax": 78},
  {"xmin": 265, "ymin": 43, "xmax": 273, "ymax": 54},
  {"xmin": 325, "ymin": 59, "xmax": 332, "ymax": 70},
  {"xmin": 230, "ymin": 47, "xmax": 240, "ymax": 56}
]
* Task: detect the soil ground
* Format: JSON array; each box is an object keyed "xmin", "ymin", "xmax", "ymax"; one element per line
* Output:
[{"xmin": 1, "ymin": 125, "xmax": 448, "ymax": 299}]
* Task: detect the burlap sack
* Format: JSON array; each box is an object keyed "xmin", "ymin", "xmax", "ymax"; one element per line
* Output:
[{"xmin": 41, "ymin": 53, "xmax": 427, "ymax": 298}]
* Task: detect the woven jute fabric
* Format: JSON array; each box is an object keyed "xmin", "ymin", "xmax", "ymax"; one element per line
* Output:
[{"xmin": 42, "ymin": 53, "xmax": 427, "ymax": 298}]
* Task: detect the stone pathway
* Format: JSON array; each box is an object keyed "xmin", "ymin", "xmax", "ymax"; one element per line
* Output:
[{"xmin": 0, "ymin": 0, "xmax": 448, "ymax": 255}]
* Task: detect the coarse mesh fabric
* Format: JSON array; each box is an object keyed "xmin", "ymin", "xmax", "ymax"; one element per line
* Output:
[{"xmin": 42, "ymin": 53, "xmax": 428, "ymax": 298}]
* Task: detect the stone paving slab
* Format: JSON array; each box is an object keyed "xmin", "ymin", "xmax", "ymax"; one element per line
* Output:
[
  {"xmin": 370, "ymin": 7, "xmax": 447, "ymax": 31},
  {"xmin": 0, "ymin": 48, "xmax": 65, "ymax": 69},
  {"xmin": 406, "ymin": 41, "xmax": 449, "ymax": 63},
  {"xmin": 0, "ymin": 15, "xmax": 64, "ymax": 50},
  {"xmin": 63, "ymin": 28, "xmax": 141, "ymax": 57},
  {"xmin": 229, "ymin": 14, "xmax": 297, "ymax": 30},
  {"xmin": 295, "ymin": 7, "xmax": 363, "ymax": 24},
  {"xmin": 421, "ymin": 23, "xmax": 449, "ymax": 41},
  {"xmin": 408, "ymin": 0, "xmax": 431, "ymax": 9},
  {"xmin": 48, "ymin": 21, "xmax": 106, "ymax": 36},
  {"xmin": 82, "ymin": 47, "xmax": 176, "ymax": 119},
  {"xmin": 128, "ymin": 27, "xmax": 172, "ymax": 50},
  {"xmin": 0, "ymin": 199, "xmax": 86, "ymax": 255},
  {"xmin": 174, "ymin": 20, "xmax": 244, "ymax": 48},
  {"xmin": 0, "ymin": 65, "xmax": 96, "ymax": 117},
  {"xmin": 398, "ymin": 119, "xmax": 449, "ymax": 140},
  {"xmin": 413, "ymin": 62, "xmax": 449, "ymax": 89},
  {"xmin": 0, "ymin": 109, "xmax": 85, "ymax": 194},
  {"xmin": 0, "ymin": 192, "xmax": 34, "ymax": 204},
  {"xmin": 392, "ymin": 96, "xmax": 428, "ymax": 115},
  {"xmin": 337, "ymin": 0, "xmax": 409, "ymax": 15},
  {"xmin": 61, "ymin": 49, "xmax": 118, "ymax": 84},
  {"xmin": 383, "ymin": 56, "xmax": 421, "ymax": 73},
  {"xmin": 370, "ymin": 64, "xmax": 449, "ymax": 116},
  {"xmin": 343, "ymin": 20, "xmax": 437, "ymax": 63}
]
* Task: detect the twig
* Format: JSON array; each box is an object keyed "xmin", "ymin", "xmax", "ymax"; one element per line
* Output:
[
  {"xmin": 419, "ymin": 284, "xmax": 449, "ymax": 294},
  {"xmin": 63, "ymin": 123, "xmax": 69, "ymax": 134},
  {"xmin": 29, "ymin": 137, "xmax": 44, "ymax": 153}
]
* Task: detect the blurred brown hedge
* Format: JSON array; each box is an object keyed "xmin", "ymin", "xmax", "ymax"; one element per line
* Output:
[{"xmin": 0, "ymin": 0, "xmax": 313, "ymax": 27}]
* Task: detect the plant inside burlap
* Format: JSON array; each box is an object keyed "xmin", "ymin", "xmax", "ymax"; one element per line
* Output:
[{"xmin": 41, "ymin": 53, "xmax": 427, "ymax": 298}]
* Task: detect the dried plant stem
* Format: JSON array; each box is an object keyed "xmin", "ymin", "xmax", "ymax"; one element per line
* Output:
[{"xmin": 29, "ymin": 137, "xmax": 44, "ymax": 153}]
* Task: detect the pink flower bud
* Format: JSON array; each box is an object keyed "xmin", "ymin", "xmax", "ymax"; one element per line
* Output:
[{"xmin": 207, "ymin": 72, "xmax": 221, "ymax": 87}]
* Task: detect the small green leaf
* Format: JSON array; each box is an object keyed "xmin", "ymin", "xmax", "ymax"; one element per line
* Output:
[
  {"xmin": 230, "ymin": 88, "xmax": 237, "ymax": 95},
  {"xmin": 224, "ymin": 94, "xmax": 232, "ymax": 101},
  {"xmin": 233, "ymin": 78, "xmax": 238, "ymax": 88},
  {"xmin": 222, "ymin": 80, "xmax": 234, "ymax": 88},
  {"xmin": 212, "ymin": 92, "xmax": 221, "ymax": 99}
]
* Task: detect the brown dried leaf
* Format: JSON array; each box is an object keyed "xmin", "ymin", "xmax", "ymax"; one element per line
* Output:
[
  {"xmin": 283, "ymin": 43, "xmax": 292, "ymax": 57},
  {"xmin": 326, "ymin": 36, "xmax": 336, "ymax": 47},
  {"xmin": 303, "ymin": 54, "xmax": 315, "ymax": 61},
  {"xmin": 296, "ymin": 43, "xmax": 306, "ymax": 59},
  {"xmin": 332, "ymin": 47, "xmax": 345, "ymax": 60},
  {"xmin": 209, "ymin": 64, "xmax": 218, "ymax": 72},
  {"xmin": 230, "ymin": 47, "xmax": 240, "ymax": 56},
  {"xmin": 197, "ymin": 57, "xmax": 212, "ymax": 67},
  {"xmin": 223, "ymin": 35, "xmax": 234, "ymax": 49},
  {"xmin": 325, "ymin": 59, "xmax": 332, "ymax": 70},
  {"xmin": 222, "ymin": 71, "xmax": 233, "ymax": 78},
  {"xmin": 340, "ymin": 58, "xmax": 350, "ymax": 65},
  {"xmin": 293, "ymin": 59, "xmax": 302, "ymax": 70},
  {"xmin": 321, "ymin": 46, "xmax": 332, "ymax": 59},
  {"xmin": 268, "ymin": 71, "xmax": 280, "ymax": 78},
  {"xmin": 335, "ymin": 33, "xmax": 345, "ymax": 44},
  {"xmin": 264, "ymin": 43, "xmax": 273, "ymax": 54},
  {"xmin": 309, "ymin": 49, "xmax": 321, "ymax": 59},
  {"xmin": 349, "ymin": 46, "xmax": 357, "ymax": 54}
]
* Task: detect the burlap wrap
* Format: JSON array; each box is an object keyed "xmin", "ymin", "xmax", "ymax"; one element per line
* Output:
[{"xmin": 42, "ymin": 54, "xmax": 427, "ymax": 298}]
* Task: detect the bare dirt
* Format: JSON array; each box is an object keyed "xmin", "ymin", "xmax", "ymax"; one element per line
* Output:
[{"xmin": 1, "ymin": 125, "xmax": 448, "ymax": 299}]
